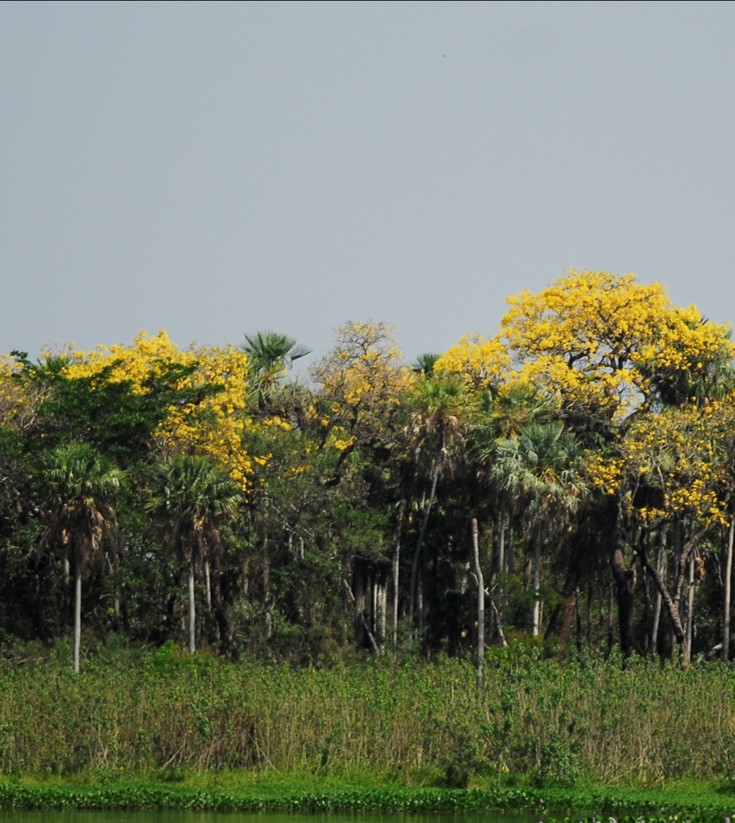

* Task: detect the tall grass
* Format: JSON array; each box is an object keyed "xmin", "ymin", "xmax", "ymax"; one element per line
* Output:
[{"xmin": 1, "ymin": 640, "xmax": 734, "ymax": 787}]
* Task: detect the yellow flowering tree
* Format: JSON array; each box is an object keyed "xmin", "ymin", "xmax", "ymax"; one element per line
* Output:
[
  {"xmin": 310, "ymin": 321, "xmax": 415, "ymax": 471},
  {"xmin": 310, "ymin": 321, "xmax": 415, "ymax": 649},
  {"xmin": 499, "ymin": 270, "xmax": 735, "ymax": 426},
  {"xmin": 60, "ymin": 330, "xmax": 255, "ymax": 490},
  {"xmin": 615, "ymin": 401, "xmax": 726, "ymax": 661},
  {"xmin": 434, "ymin": 333, "xmax": 509, "ymax": 392}
]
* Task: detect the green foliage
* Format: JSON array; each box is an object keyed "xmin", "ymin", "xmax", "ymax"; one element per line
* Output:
[{"xmin": 0, "ymin": 644, "xmax": 732, "ymax": 795}]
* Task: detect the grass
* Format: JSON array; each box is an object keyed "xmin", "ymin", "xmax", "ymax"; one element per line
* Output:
[{"xmin": 2, "ymin": 640, "xmax": 735, "ymax": 817}]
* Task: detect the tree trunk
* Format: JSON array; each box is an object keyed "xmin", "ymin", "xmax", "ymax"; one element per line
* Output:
[
  {"xmin": 263, "ymin": 539, "xmax": 273, "ymax": 643},
  {"xmin": 470, "ymin": 518, "xmax": 484, "ymax": 692},
  {"xmin": 636, "ymin": 529, "xmax": 705, "ymax": 665},
  {"xmin": 188, "ymin": 560, "xmax": 196, "ymax": 653},
  {"xmin": 531, "ymin": 530, "xmax": 542, "ymax": 637},
  {"xmin": 73, "ymin": 550, "xmax": 82, "ymax": 674},
  {"xmin": 375, "ymin": 572, "xmax": 387, "ymax": 648},
  {"xmin": 204, "ymin": 560, "xmax": 212, "ymax": 611},
  {"xmin": 724, "ymin": 517, "xmax": 734, "ymax": 661},
  {"xmin": 354, "ymin": 558, "xmax": 366, "ymax": 650},
  {"xmin": 409, "ymin": 460, "xmax": 440, "ymax": 631},
  {"xmin": 392, "ymin": 500, "xmax": 405, "ymax": 651},
  {"xmin": 610, "ymin": 530, "xmax": 636, "ymax": 657},
  {"xmin": 651, "ymin": 530, "xmax": 666, "ymax": 655},
  {"xmin": 685, "ymin": 553, "xmax": 695, "ymax": 665},
  {"xmin": 496, "ymin": 503, "xmax": 506, "ymax": 577},
  {"xmin": 210, "ymin": 555, "xmax": 231, "ymax": 654}
]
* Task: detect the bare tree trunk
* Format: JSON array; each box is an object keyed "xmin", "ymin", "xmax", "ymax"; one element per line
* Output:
[
  {"xmin": 263, "ymin": 539, "xmax": 273, "ymax": 643},
  {"xmin": 637, "ymin": 528, "xmax": 705, "ymax": 665},
  {"xmin": 507, "ymin": 523, "xmax": 515, "ymax": 575},
  {"xmin": 494, "ymin": 504, "xmax": 508, "ymax": 631},
  {"xmin": 685, "ymin": 553, "xmax": 695, "ymax": 665},
  {"xmin": 343, "ymin": 578, "xmax": 379, "ymax": 653},
  {"xmin": 489, "ymin": 593, "xmax": 508, "ymax": 647},
  {"xmin": 496, "ymin": 504, "xmax": 506, "ymax": 577},
  {"xmin": 73, "ymin": 551, "xmax": 82, "ymax": 674},
  {"xmin": 392, "ymin": 500, "xmax": 405, "ymax": 651},
  {"xmin": 376, "ymin": 572, "xmax": 387, "ymax": 648},
  {"xmin": 532, "ymin": 530, "xmax": 542, "ymax": 637},
  {"xmin": 105, "ymin": 549, "xmax": 122, "ymax": 632},
  {"xmin": 204, "ymin": 560, "xmax": 212, "ymax": 611},
  {"xmin": 470, "ymin": 518, "xmax": 484, "ymax": 692},
  {"xmin": 724, "ymin": 517, "xmax": 734, "ymax": 661},
  {"xmin": 188, "ymin": 560, "xmax": 196, "ymax": 653},
  {"xmin": 603, "ymin": 498, "xmax": 638, "ymax": 659},
  {"xmin": 651, "ymin": 529, "xmax": 666, "ymax": 654}
]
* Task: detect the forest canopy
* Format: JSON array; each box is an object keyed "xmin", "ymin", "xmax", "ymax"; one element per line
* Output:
[{"xmin": 2, "ymin": 270, "xmax": 734, "ymax": 669}]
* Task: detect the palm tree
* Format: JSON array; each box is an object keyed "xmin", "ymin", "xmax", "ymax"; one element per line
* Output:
[
  {"xmin": 471, "ymin": 385, "xmax": 551, "ymax": 587},
  {"xmin": 42, "ymin": 442, "xmax": 124, "ymax": 672},
  {"xmin": 406, "ymin": 373, "xmax": 467, "ymax": 633},
  {"xmin": 489, "ymin": 421, "xmax": 588, "ymax": 636},
  {"xmin": 147, "ymin": 454, "xmax": 240, "ymax": 653},
  {"xmin": 412, "ymin": 353, "xmax": 440, "ymax": 375},
  {"xmin": 240, "ymin": 331, "xmax": 311, "ymax": 409}
]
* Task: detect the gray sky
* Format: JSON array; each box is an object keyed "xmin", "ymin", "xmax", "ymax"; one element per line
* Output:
[{"xmin": 3, "ymin": 0, "xmax": 735, "ymax": 377}]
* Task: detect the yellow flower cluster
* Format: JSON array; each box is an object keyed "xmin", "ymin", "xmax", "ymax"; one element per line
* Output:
[
  {"xmin": 0, "ymin": 353, "xmax": 54, "ymax": 433},
  {"xmin": 313, "ymin": 321, "xmax": 415, "ymax": 422},
  {"xmin": 621, "ymin": 403, "xmax": 728, "ymax": 526},
  {"xmin": 585, "ymin": 451, "xmax": 624, "ymax": 496},
  {"xmin": 63, "ymin": 330, "xmax": 255, "ymax": 490},
  {"xmin": 497, "ymin": 270, "xmax": 733, "ymax": 421},
  {"xmin": 434, "ymin": 333, "xmax": 509, "ymax": 390}
]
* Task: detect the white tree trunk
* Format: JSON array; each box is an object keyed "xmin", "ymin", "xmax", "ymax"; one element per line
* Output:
[
  {"xmin": 685, "ymin": 553, "xmax": 695, "ymax": 665},
  {"xmin": 392, "ymin": 500, "xmax": 405, "ymax": 651},
  {"xmin": 532, "ymin": 530, "xmax": 542, "ymax": 637},
  {"xmin": 73, "ymin": 552, "xmax": 82, "ymax": 674},
  {"xmin": 471, "ymin": 518, "xmax": 484, "ymax": 692},
  {"xmin": 188, "ymin": 560, "xmax": 196, "ymax": 653}
]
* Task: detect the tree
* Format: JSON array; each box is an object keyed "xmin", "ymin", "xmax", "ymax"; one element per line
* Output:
[
  {"xmin": 241, "ymin": 331, "xmax": 311, "ymax": 410},
  {"xmin": 57, "ymin": 331, "xmax": 255, "ymax": 491},
  {"xmin": 147, "ymin": 454, "xmax": 241, "ymax": 653},
  {"xmin": 499, "ymin": 270, "xmax": 734, "ymax": 431},
  {"xmin": 405, "ymin": 372, "xmax": 467, "ymax": 635},
  {"xmin": 412, "ymin": 353, "xmax": 441, "ymax": 375},
  {"xmin": 41, "ymin": 443, "xmax": 124, "ymax": 672},
  {"xmin": 616, "ymin": 402, "xmax": 727, "ymax": 663},
  {"xmin": 488, "ymin": 421, "xmax": 588, "ymax": 636},
  {"xmin": 311, "ymin": 322, "xmax": 415, "ymax": 649},
  {"xmin": 496, "ymin": 271, "xmax": 734, "ymax": 654}
]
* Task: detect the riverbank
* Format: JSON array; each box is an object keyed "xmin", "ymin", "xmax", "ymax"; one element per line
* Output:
[{"xmin": 0, "ymin": 774, "xmax": 734, "ymax": 820}]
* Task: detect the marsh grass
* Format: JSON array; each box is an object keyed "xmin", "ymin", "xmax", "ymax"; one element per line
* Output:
[{"xmin": 1, "ymin": 640, "xmax": 735, "ymax": 790}]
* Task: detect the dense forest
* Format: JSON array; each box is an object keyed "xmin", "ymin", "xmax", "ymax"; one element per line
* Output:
[{"xmin": 2, "ymin": 270, "xmax": 735, "ymax": 671}]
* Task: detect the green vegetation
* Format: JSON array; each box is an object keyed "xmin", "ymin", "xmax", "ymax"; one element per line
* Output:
[
  {"xmin": 3, "ymin": 276, "xmax": 735, "ymax": 669},
  {"xmin": 6, "ymin": 274, "xmax": 735, "ymax": 816},
  {"xmin": 1, "ymin": 644, "xmax": 735, "ymax": 817}
]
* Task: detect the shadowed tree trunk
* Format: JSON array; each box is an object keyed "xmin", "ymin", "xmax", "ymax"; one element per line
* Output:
[
  {"xmin": 610, "ymin": 523, "xmax": 636, "ymax": 657},
  {"xmin": 724, "ymin": 517, "xmax": 735, "ymax": 661}
]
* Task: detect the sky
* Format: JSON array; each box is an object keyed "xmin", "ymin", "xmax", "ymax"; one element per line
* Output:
[{"xmin": 3, "ymin": 0, "xmax": 735, "ymax": 380}]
